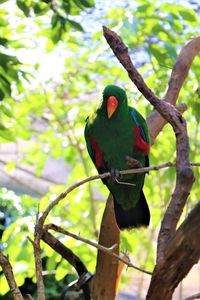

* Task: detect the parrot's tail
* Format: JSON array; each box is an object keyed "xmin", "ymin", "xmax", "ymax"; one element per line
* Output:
[{"xmin": 113, "ymin": 190, "xmax": 150, "ymax": 230}]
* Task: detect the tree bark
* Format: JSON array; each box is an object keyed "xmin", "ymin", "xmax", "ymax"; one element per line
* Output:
[
  {"xmin": 0, "ymin": 251, "xmax": 24, "ymax": 300},
  {"xmin": 91, "ymin": 194, "xmax": 120, "ymax": 300},
  {"xmin": 102, "ymin": 26, "xmax": 199, "ymax": 300},
  {"xmin": 147, "ymin": 202, "xmax": 200, "ymax": 300}
]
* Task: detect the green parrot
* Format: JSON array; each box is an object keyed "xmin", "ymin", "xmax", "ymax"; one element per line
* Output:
[{"xmin": 84, "ymin": 85, "xmax": 150, "ymax": 230}]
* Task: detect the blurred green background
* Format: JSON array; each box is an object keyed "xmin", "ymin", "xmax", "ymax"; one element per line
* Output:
[{"xmin": 0, "ymin": 0, "xmax": 199, "ymax": 299}]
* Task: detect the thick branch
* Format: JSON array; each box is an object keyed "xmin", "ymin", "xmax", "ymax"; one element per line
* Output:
[
  {"xmin": 103, "ymin": 26, "xmax": 195, "ymax": 263},
  {"xmin": 164, "ymin": 36, "xmax": 200, "ymax": 105},
  {"xmin": 41, "ymin": 230, "xmax": 90, "ymax": 300},
  {"xmin": 148, "ymin": 103, "xmax": 187, "ymax": 145},
  {"xmin": 91, "ymin": 195, "xmax": 119, "ymax": 300},
  {"xmin": 148, "ymin": 36, "xmax": 200, "ymax": 144},
  {"xmin": 147, "ymin": 202, "xmax": 200, "ymax": 300},
  {"xmin": 42, "ymin": 230, "xmax": 89, "ymax": 275},
  {"xmin": 0, "ymin": 251, "xmax": 24, "ymax": 300},
  {"xmin": 103, "ymin": 26, "xmax": 179, "ymax": 123}
]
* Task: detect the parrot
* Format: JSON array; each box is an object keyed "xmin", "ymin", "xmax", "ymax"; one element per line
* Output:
[{"xmin": 84, "ymin": 85, "xmax": 150, "ymax": 230}]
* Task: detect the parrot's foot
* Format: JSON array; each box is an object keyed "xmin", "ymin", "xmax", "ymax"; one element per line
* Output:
[
  {"xmin": 125, "ymin": 156, "xmax": 141, "ymax": 168},
  {"xmin": 110, "ymin": 168, "xmax": 120, "ymax": 182}
]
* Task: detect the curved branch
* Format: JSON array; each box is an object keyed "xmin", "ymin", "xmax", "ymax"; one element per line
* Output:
[
  {"xmin": 148, "ymin": 36, "xmax": 200, "ymax": 144},
  {"xmin": 164, "ymin": 36, "xmax": 200, "ymax": 105},
  {"xmin": 102, "ymin": 26, "xmax": 200, "ymax": 300},
  {"xmin": 102, "ymin": 26, "xmax": 196, "ymax": 263},
  {"xmin": 37, "ymin": 161, "xmax": 199, "ymax": 228}
]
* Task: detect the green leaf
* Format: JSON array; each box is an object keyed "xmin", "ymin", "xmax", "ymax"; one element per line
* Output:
[
  {"xmin": 178, "ymin": 7, "xmax": 198, "ymax": 23},
  {"xmin": 67, "ymin": 19, "xmax": 84, "ymax": 31},
  {"xmin": 51, "ymin": 24, "xmax": 62, "ymax": 44},
  {"xmin": 6, "ymin": 161, "xmax": 15, "ymax": 173},
  {"xmin": 0, "ymin": 123, "xmax": 7, "ymax": 130},
  {"xmin": 63, "ymin": 0, "xmax": 71, "ymax": 13},
  {"xmin": 73, "ymin": 0, "xmax": 94, "ymax": 9},
  {"xmin": 1, "ymin": 103, "xmax": 14, "ymax": 117},
  {"xmin": 0, "ymin": 89, "xmax": 4, "ymax": 100},
  {"xmin": 164, "ymin": 43, "xmax": 177, "ymax": 60},
  {"xmin": 78, "ymin": 0, "xmax": 94, "ymax": 8},
  {"xmin": 0, "ymin": 129, "xmax": 16, "ymax": 141},
  {"xmin": 137, "ymin": 3, "xmax": 151, "ymax": 13},
  {"xmin": 0, "ymin": 74, "xmax": 11, "ymax": 96},
  {"xmin": 33, "ymin": 2, "xmax": 50, "ymax": 16},
  {"xmin": 0, "ymin": 37, "xmax": 8, "ymax": 46},
  {"xmin": 148, "ymin": 44, "xmax": 166, "ymax": 63},
  {"xmin": 51, "ymin": 12, "xmax": 59, "ymax": 28},
  {"xmin": 16, "ymin": 0, "xmax": 30, "ymax": 17}
]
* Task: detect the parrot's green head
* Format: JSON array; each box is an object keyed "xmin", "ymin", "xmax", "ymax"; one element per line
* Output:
[{"xmin": 102, "ymin": 85, "xmax": 128, "ymax": 119}]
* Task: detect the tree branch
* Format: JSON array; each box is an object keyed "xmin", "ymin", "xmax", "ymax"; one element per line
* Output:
[
  {"xmin": 184, "ymin": 292, "xmax": 200, "ymax": 300},
  {"xmin": 148, "ymin": 102, "xmax": 187, "ymax": 145},
  {"xmin": 164, "ymin": 37, "xmax": 200, "ymax": 105},
  {"xmin": 148, "ymin": 37, "xmax": 200, "ymax": 144},
  {"xmin": 91, "ymin": 194, "xmax": 120, "ymax": 300},
  {"xmin": 146, "ymin": 202, "xmax": 200, "ymax": 300},
  {"xmin": 102, "ymin": 25, "xmax": 195, "ymax": 264},
  {"xmin": 33, "ymin": 229, "xmax": 45, "ymax": 300},
  {"xmin": 41, "ymin": 229, "xmax": 91, "ymax": 300},
  {"xmin": 36, "ymin": 161, "xmax": 200, "ymax": 228},
  {"xmin": 102, "ymin": 26, "xmax": 200, "ymax": 300},
  {"xmin": 0, "ymin": 251, "xmax": 24, "ymax": 300},
  {"xmin": 43, "ymin": 223, "xmax": 151, "ymax": 275},
  {"xmin": 32, "ymin": 157, "xmax": 199, "ymax": 299},
  {"xmin": 42, "ymin": 229, "xmax": 89, "ymax": 275}
]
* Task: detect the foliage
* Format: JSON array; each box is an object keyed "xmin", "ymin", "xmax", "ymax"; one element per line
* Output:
[{"xmin": 0, "ymin": 0, "xmax": 199, "ymax": 298}]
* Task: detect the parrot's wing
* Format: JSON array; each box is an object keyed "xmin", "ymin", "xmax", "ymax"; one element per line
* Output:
[
  {"xmin": 130, "ymin": 108, "xmax": 150, "ymax": 143},
  {"xmin": 84, "ymin": 120, "xmax": 105, "ymax": 173},
  {"xmin": 84, "ymin": 120, "xmax": 95, "ymax": 163},
  {"xmin": 130, "ymin": 107, "xmax": 150, "ymax": 167}
]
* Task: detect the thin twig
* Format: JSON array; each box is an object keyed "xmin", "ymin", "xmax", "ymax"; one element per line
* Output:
[
  {"xmin": 27, "ymin": 236, "xmax": 34, "ymax": 245},
  {"xmin": 45, "ymin": 93, "xmax": 98, "ymax": 235},
  {"xmin": 44, "ymin": 224, "xmax": 152, "ymax": 275}
]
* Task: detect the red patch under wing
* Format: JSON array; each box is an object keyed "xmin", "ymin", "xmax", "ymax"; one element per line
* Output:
[
  {"xmin": 90, "ymin": 137, "xmax": 104, "ymax": 168},
  {"xmin": 133, "ymin": 126, "xmax": 150, "ymax": 156}
]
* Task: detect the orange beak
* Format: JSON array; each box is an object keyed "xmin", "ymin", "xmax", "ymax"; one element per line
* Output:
[{"xmin": 107, "ymin": 96, "xmax": 118, "ymax": 119}]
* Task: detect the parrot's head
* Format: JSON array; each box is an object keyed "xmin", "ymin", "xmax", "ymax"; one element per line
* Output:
[{"xmin": 102, "ymin": 85, "xmax": 128, "ymax": 119}]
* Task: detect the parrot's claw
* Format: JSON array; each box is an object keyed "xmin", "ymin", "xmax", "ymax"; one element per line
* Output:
[
  {"xmin": 125, "ymin": 156, "xmax": 141, "ymax": 168},
  {"xmin": 110, "ymin": 169, "xmax": 120, "ymax": 181}
]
